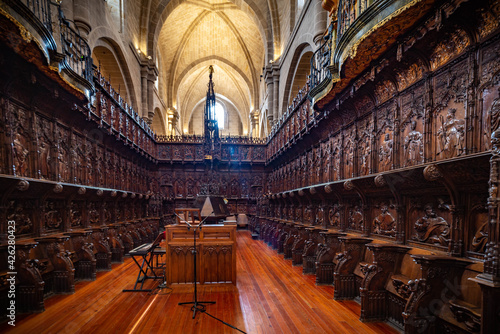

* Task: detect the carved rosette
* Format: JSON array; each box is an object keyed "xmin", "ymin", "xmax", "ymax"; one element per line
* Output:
[
  {"xmin": 324, "ymin": 184, "xmax": 333, "ymax": 193},
  {"xmin": 423, "ymin": 164, "xmax": 443, "ymax": 181},
  {"xmin": 16, "ymin": 179, "xmax": 30, "ymax": 191},
  {"xmin": 344, "ymin": 180, "xmax": 355, "ymax": 191},
  {"xmin": 96, "ymin": 189, "xmax": 103, "ymax": 196},
  {"xmin": 53, "ymin": 183, "xmax": 63, "ymax": 193},
  {"xmin": 374, "ymin": 174, "xmax": 386, "ymax": 187},
  {"xmin": 78, "ymin": 187, "xmax": 86, "ymax": 195}
]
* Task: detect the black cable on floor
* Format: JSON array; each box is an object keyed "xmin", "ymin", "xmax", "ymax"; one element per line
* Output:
[{"xmin": 200, "ymin": 309, "xmax": 247, "ymax": 334}]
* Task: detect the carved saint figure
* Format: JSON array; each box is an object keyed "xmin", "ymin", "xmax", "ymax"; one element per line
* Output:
[
  {"xmin": 413, "ymin": 204, "xmax": 450, "ymax": 246},
  {"xmin": 373, "ymin": 204, "xmax": 396, "ymax": 237},
  {"xmin": 379, "ymin": 133, "xmax": 393, "ymax": 169},
  {"xmin": 45, "ymin": 202, "xmax": 62, "ymax": 230},
  {"xmin": 437, "ymin": 109, "xmax": 465, "ymax": 159},
  {"xmin": 472, "ymin": 222, "xmax": 488, "ymax": 253},
  {"xmin": 359, "ymin": 141, "xmax": 370, "ymax": 175},
  {"xmin": 13, "ymin": 132, "xmax": 29, "ymax": 176},
  {"xmin": 404, "ymin": 120, "xmax": 423, "ymax": 166},
  {"xmin": 328, "ymin": 207, "xmax": 340, "ymax": 227},
  {"xmin": 349, "ymin": 206, "xmax": 363, "ymax": 230}
]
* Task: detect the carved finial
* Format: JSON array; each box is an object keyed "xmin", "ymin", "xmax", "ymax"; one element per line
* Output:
[
  {"xmin": 96, "ymin": 189, "xmax": 103, "ymax": 196},
  {"xmin": 78, "ymin": 187, "xmax": 86, "ymax": 195},
  {"xmin": 324, "ymin": 184, "xmax": 333, "ymax": 193}
]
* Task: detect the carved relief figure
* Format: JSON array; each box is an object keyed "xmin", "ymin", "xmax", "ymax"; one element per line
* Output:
[
  {"xmin": 70, "ymin": 202, "xmax": 82, "ymax": 227},
  {"xmin": 349, "ymin": 206, "xmax": 363, "ymax": 230},
  {"xmin": 372, "ymin": 204, "xmax": 396, "ymax": 237},
  {"xmin": 304, "ymin": 207, "xmax": 313, "ymax": 223},
  {"xmin": 437, "ymin": 108, "xmax": 465, "ymax": 159},
  {"xmin": 58, "ymin": 144, "xmax": 70, "ymax": 182},
  {"xmin": 328, "ymin": 206, "xmax": 340, "ymax": 228},
  {"xmin": 45, "ymin": 202, "xmax": 62, "ymax": 230},
  {"xmin": 359, "ymin": 140, "xmax": 371, "ymax": 175},
  {"xmin": 344, "ymin": 134, "xmax": 355, "ymax": 178},
  {"xmin": 379, "ymin": 133, "xmax": 393, "ymax": 170},
  {"xmin": 37, "ymin": 122, "xmax": 52, "ymax": 179},
  {"xmin": 8, "ymin": 201, "xmax": 33, "ymax": 235},
  {"xmin": 13, "ymin": 132, "xmax": 29, "ymax": 176},
  {"xmin": 413, "ymin": 204, "xmax": 450, "ymax": 246},
  {"xmin": 404, "ymin": 120, "xmax": 424, "ymax": 166}
]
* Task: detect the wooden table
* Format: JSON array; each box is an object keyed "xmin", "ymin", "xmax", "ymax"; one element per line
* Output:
[{"xmin": 165, "ymin": 224, "xmax": 236, "ymax": 285}]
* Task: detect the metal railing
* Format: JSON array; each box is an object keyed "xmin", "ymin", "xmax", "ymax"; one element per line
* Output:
[
  {"xmin": 59, "ymin": 20, "xmax": 93, "ymax": 83},
  {"xmin": 337, "ymin": 0, "xmax": 374, "ymax": 39},
  {"xmin": 309, "ymin": 22, "xmax": 334, "ymax": 91},
  {"xmin": 94, "ymin": 68, "xmax": 155, "ymax": 137},
  {"xmin": 156, "ymin": 134, "xmax": 266, "ymax": 145},
  {"xmin": 20, "ymin": 0, "xmax": 52, "ymax": 33}
]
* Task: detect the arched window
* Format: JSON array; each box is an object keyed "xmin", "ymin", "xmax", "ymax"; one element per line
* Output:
[
  {"xmin": 215, "ymin": 102, "xmax": 225, "ymax": 129},
  {"xmin": 297, "ymin": 0, "xmax": 305, "ymax": 11}
]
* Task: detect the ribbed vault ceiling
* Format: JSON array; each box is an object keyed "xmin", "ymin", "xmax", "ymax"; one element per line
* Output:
[{"xmin": 156, "ymin": 0, "xmax": 265, "ymax": 133}]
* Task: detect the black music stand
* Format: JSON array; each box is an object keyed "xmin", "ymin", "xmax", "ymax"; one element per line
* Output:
[
  {"xmin": 123, "ymin": 232, "xmax": 165, "ymax": 292},
  {"xmin": 176, "ymin": 211, "xmax": 216, "ymax": 319}
]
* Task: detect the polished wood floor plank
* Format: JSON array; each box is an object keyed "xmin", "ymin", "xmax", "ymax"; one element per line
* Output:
[{"xmin": 1, "ymin": 231, "xmax": 399, "ymax": 334}]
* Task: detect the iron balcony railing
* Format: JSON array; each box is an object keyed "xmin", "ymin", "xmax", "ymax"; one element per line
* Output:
[
  {"xmin": 60, "ymin": 18, "xmax": 93, "ymax": 83},
  {"xmin": 337, "ymin": 0, "xmax": 375, "ymax": 39},
  {"xmin": 20, "ymin": 0, "xmax": 52, "ymax": 33},
  {"xmin": 309, "ymin": 22, "xmax": 334, "ymax": 90}
]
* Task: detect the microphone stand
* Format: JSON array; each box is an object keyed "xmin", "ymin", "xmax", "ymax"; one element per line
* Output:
[{"xmin": 175, "ymin": 211, "xmax": 216, "ymax": 319}]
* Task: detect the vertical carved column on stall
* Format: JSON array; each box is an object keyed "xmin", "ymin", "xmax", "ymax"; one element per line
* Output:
[
  {"xmin": 466, "ymin": 47, "xmax": 478, "ymax": 154},
  {"xmin": 338, "ymin": 203, "xmax": 347, "ymax": 232},
  {"xmin": 423, "ymin": 73, "xmax": 433, "ymax": 163},
  {"xmin": 471, "ymin": 124, "xmax": 500, "ymax": 334},
  {"xmin": 97, "ymin": 193, "xmax": 105, "ymax": 226},
  {"xmin": 449, "ymin": 205, "xmax": 465, "ymax": 257},
  {"xmin": 370, "ymin": 113, "xmax": 376, "ymax": 175},
  {"xmin": 394, "ymin": 99, "xmax": 401, "ymax": 169},
  {"xmin": 362, "ymin": 204, "xmax": 371, "ymax": 237},
  {"xmin": 72, "ymin": 0, "xmax": 92, "ymax": 39},
  {"xmin": 395, "ymin": 204, "xmax": 405, "ymax": 244},
  {"xmin": 34, "ymin": 199, "xmax": 44, "ymax": 237}
]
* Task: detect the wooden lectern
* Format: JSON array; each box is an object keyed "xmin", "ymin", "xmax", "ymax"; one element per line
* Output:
[
  {"xmin": 174, "ymin": 208, "xmax": 201, "ymax": 225},
  {"xmin": 164, "ymin": 224, "xmax": 236, "ymax": 285}
]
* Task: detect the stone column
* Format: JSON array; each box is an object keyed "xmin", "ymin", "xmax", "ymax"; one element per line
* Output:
[
  {"xmin": 250, "ymin": 110, "xmax": 260, "ymax": 137},
  {"xmin": 272, "ymin": 66, "xmax": 280, "ymax": 122},
  {"xmin": 264, "ymin": 65, "xmax": 274, "ymax": 126},
  {"xmin": 140, "ymin": 58, "xmax": 158, "ymax": 123},
  {"xmin": 72, "ymin": 0, "xmax": 92, "ymax": 39}
]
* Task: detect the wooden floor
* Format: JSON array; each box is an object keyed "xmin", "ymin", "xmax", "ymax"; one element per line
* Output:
[{"xmin": 2, "ymin": 231, "xmax": 399, "ymax": 334}]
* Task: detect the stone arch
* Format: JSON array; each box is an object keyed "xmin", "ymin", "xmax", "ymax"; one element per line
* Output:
[
  {"xmin": 152, "ymin": 107, "xmax": 166, "ymax": 135},
  {"xmin": 88, "ymin": 30, "xmax": 139, "ymax": 112},
  {"xmin": 281, "ymin": 43, "xmax": 314, "ymax": 115}
]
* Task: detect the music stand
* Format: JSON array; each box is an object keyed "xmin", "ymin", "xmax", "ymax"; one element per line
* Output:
[
  {"xmin": 123, "ymin": 232, "xmax": 165, "ymax": 292},
  {"xmin": 175, "ymin": 211, "xmax": 215, "ymax": 319}
]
